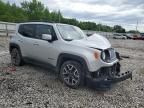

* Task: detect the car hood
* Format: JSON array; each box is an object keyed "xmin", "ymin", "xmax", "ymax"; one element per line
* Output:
[{"xmin": 70, "ymin": 33, "xmax": 111, "ymax": 50}]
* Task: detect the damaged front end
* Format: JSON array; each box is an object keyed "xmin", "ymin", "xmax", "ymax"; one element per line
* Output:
[
  {"xmin": 86, "ymin": 61, "xmax": 132, "ymax": 89},
  {"xmin": 84, "ymin": 34, "xmax": 132, "ymax": 89}
]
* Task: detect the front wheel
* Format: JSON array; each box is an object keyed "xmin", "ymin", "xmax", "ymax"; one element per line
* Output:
[
  {"xmin": 10, "ymin": 48, "xmax": 23, "ymax": 66},
  {"xmin": 60, "ymin": 61, "xmax": 84, "ymax": 88}
]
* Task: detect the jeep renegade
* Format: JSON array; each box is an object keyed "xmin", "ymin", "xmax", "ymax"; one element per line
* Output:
[{"xmin": 9, "ymin": 22, "xmax": 132, "ymax": 88}]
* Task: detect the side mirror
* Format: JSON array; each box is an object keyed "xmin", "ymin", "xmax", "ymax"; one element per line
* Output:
[{"xmin": 42, "ymin": 34, "xmax": 52, "ymax": 41}]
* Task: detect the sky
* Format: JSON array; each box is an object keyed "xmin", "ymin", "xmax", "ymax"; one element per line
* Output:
[{"xmin": 4, "ymin": 0, "xmax": 144, "ymax": 32}]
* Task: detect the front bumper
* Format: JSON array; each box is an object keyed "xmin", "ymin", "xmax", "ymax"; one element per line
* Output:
[
  {"xmin": 86, "ymin": 71, "xmax": 132, "ymax": 86},
  {"xmin": 86, "ymin": 63, "xmax": 132, "ymax": 89}
]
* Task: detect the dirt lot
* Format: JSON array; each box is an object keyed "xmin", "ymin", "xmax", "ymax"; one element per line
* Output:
[
  {"xmin": 0, "ymin": 36, "xmax": 9, "ymax": 51},
  {"xmin": 0, "ymin": 37, "xmax": 144, "ymax": 108}
]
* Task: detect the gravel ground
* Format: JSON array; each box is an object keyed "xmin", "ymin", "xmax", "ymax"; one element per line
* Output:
[
  {"xmin": 0, "ymin": 37, "xmax": 144, "ymax": 108},
  {"xmin": 0, "ymin": 36, "xmax": 9, "ymax": 52}
]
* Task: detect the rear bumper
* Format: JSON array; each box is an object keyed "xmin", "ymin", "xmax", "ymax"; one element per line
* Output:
[{"xmin": 86, "ymin": 71, "xmax": 132, "ymax": 87}]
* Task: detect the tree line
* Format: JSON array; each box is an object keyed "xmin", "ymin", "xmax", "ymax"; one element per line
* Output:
[{"xmin": 0, "ymin": 0, "xmax": 128, "ymax": 33}]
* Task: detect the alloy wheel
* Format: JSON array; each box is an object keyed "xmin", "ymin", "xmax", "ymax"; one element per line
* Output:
[{"xmin": 62, "ymin": 64, "xmax": 80, "ymax": 86}]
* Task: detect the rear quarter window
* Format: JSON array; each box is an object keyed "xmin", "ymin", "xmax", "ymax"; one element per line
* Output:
[{"xmin": 18, "ymin": 24, "xmax": 35, "ymax": 38}]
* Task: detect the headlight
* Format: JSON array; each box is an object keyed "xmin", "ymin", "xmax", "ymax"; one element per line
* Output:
[
  {"xmin": 101, "ymin": 48, "xmax": 117, "ymax": 62},
  {"xmin": 101, "ymin": 51, "xmax": 106, "ymax": 60}
]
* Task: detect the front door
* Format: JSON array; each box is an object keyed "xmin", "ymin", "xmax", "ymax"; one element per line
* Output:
[{"xmin": 32, "ymin": 24, "xmax": 60, "ymax": 66}]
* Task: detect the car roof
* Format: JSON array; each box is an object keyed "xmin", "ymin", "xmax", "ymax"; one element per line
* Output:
[
  {"xmin": 17, "ymin": 22, "xmax": 72, "ymax": 26},
  {"xmin": 17, "ymin": 22, "xmax": 54, "ymax": 26}
]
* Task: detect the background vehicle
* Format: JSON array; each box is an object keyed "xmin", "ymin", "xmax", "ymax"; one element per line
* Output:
[
  {"xmin": 140, "ymin": 33, "xmax": 144, "ymax": 40},
  {"xmin": 113, "ymin": 33, "xmax": 127, "ymax": 39},
  {"xmin": 123, "ymin": 34, "xmax": 133, "ymax": 39},
  {"xmin": 133, "ymin": 33, "xmax": 144, "ymax": 40},
  {"xmin": 9, "ymin": 22, "xmax": 132, "ymax": 89}
]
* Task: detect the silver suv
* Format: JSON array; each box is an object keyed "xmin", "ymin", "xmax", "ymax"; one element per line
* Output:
[{"xmin": 9, "ymin": 22, "xmax": 132, "ymax": 88}]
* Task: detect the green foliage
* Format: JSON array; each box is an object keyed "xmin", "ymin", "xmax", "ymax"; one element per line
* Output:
[
  {"xmin": 113, "ymin": 25, "xmax": 126, "ymax": 33},
  {"xmin": 21, "ymin": 0, "xmax": 45, "ymax": 21},
  {"xmin": 62, "ymin": 18, "xmax": 79, "ymax": 26},
  {"xmin": 0, "ymin": 0, "xmax": 126, "ymax": 32},
  {"xmin": 127, "ymin": 30, "xmax": 139, "ymax": 33},
  {"xmin": 78, "ymin": 22, "xmax": 97, "ymax": 30},
  {"xmin": 0, "ymin": 1, "xmax": 27, "ymax": 22}
]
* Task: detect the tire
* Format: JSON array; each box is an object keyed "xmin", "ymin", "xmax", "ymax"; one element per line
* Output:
[
  {"xmin": 10, "ymin": 48, "xmax": 24, "ymax": 66},
  {"xmin": 60, "ymin": 61, "xmax": 84, "ymax": 88}
]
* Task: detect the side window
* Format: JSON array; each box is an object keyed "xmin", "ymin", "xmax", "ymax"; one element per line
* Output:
[
  {"xmin": 18, "ymin": 24, "xmax": 35, "ymax": 38},
  {"xmin": 36, "ymin": 24, "xmax": 57, "ymax": 40}
]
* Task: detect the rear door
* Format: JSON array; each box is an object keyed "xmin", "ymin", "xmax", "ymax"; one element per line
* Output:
[{"xmin": 18, "ymin": 24, "xmax": 37, "ymax": 59}]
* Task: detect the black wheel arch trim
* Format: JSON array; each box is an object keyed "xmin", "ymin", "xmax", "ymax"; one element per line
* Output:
[
  {"xmin": 57, "ymin": 53, "xmax": 89, "ymax": 73},
  {"xmin": 9, "ymin": 43, "xmax": 21, "ymax": 53}
]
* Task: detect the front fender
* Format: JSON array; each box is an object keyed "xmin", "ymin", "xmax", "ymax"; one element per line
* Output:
[{"xmin": 56, "ymin": 53, "xmax": 90, "ymax": 75}]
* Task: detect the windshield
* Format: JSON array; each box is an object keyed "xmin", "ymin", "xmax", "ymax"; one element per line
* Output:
[{"xmin": 57, "ymin": 24, "xmax": 86, "ymax": 40}]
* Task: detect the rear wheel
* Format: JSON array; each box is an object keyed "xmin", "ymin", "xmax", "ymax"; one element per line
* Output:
[
  {"xmin": 11, "ymin": 48, "xmax": 23, "ymax": 66},
  {"xmin": 60, "ymin": 61, "xmax": 84, "ymax": 88}
]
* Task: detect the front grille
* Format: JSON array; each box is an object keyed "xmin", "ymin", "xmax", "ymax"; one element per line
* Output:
[{"xmin": 91, "ymin": 63, "xmax": 119, "ymax": 78}]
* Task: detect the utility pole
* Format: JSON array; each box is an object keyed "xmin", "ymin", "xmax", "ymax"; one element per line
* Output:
[
  {"xmin": 136, "ymin": 19, "xmax": 138, "ymax": 33},
  {"xmin": 5, "ymin": 23, "xmax": 8, "ymax": 37}
]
